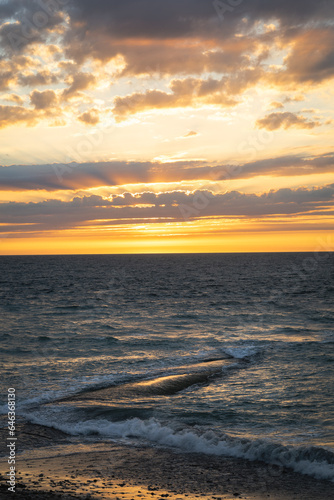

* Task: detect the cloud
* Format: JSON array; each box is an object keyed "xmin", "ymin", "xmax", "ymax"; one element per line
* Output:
[
  {"xmin": 114, "ymin": 38, "xmax": 259, "ymax": 78},
  {"xmin": 30, "ymin": 89, "xmax": 58, "ymax": 110},
  {"xmin": 59, "ymin": 0, "xmax": 334, "ymax": 88},
  {"xmin": 0, "ymin": 105, "xmax": 38, "ymax": 129},
  {"xmin": 61, "ymin": 72, "xmax": 97, "ymax": 100},
  {"xmin": 64, "ymin": 0, "xmax": 333, "ymax": 46},
  {"xmin": 18, "ymin": 69, "xmax": 60, "ymax": 87},
  {"xmin": 256, "ymin": 112, "xmax": 322, "ymax": 130},
  {"xmin": 0, "ymin": 184, "xmax": 333, "ymax": 235},
  {"xmin": 0, "ymin": 55, "xmax": 39, "ymax": 90},
  {"xmin": 0, "ymin": 161, "xmax": 152, "ymax": 190},
  {"xmin": 78, "ymin": 109, "xmax": 100, "ymax": 125},
  {"xmin": 112, "ymin": 73, "xmax": 259, "ymax": 120},
  {"xmin": 182, "ymin": 131, "xmax": 198, "ymax": 138},
  {"xmin": 0, "ymin": 1, "xmax": 67, "ymax": 56},
  {"xmin": 1, "ymin": 94, "xmax": 24, "ymax": 105},
  {"xmin": 0, "ymin": 0, "xmax": 333, "ymax": 137},
  {"xmin": 283, "ymin": 95, "xmax": 305, "ymax": 103},
  {"xmin": 0, "ymin": 88, "xmax": 60, "ymax": 128},
  {"xmin": 267, "ymin": 29, "xmax": 334, "ymax": 87},
  {"xmin": 1, "ymin": 153, "xmax": 334, "ymax": 191},
  {"xmin": 270, "ymin": 101, "xmax": 284, "ymax": 109},
  {"xmin": 1, "ymin": 1, "xmax": 333, "ymax": 82}
]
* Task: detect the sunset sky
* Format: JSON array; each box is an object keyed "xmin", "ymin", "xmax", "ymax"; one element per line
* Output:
[{"xmin": 0, "ymin": 0, "xmax": 333, "ymax": 254}]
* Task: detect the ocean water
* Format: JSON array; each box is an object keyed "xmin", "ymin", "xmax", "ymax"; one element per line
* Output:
[{"xmin": 0, "ymin": 253, "xmax": 333, "ymax": 481}]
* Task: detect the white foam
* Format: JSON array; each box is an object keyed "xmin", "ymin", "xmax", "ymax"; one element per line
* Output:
[
  {"xmin": 13, "ymin": 374, "xmax": 121, "ymax": 410},
  {"xmin": 221, "ymin": 346, "xmax": 260, "ymax": 359},
  {"xmin": 27, "ymin": 416, "xmax": 334, "ymax": 482}
]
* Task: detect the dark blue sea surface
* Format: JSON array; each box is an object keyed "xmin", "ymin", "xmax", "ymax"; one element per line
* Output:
[{"xmin": 0, "ymin": 253, "xmax": 333, "ymax": 480}]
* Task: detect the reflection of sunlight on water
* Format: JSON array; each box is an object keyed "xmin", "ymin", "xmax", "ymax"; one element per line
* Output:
[{"xmin": 1, "ymin": 254, "xmax": 333, "ymax": 463}]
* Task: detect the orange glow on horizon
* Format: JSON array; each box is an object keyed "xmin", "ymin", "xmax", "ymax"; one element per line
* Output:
[{"xmin": 1, "ymin": 231, "xmax": 332, "ymax": 256}]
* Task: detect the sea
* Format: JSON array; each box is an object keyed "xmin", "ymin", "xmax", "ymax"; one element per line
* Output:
[{"xmin": 0, "ymin": 253, "xmax": 333, "ymax": 481}]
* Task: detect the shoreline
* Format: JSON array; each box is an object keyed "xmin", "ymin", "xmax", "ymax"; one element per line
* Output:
[{"xmin": 1, "ymin": 438, "xmax": 333, "ymax": 500}]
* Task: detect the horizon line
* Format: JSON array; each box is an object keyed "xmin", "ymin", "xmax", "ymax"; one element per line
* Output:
[{"xmin": 0, "ymin": 250, "xmax": 333, "ymax": 257}]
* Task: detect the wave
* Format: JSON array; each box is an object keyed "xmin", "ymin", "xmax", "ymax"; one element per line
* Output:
[
  {"xmin": 0, "ymin": 333, "xmax": 11, "ymax": 340},
  {"xmin": 38, "ymin": 335, "xmax": 51, "ymax": 341},
  {"xmin": 0, "ymin": 346, "xmax": 257, "ymax": 412},
  {"xmin": 128, "ymin": 366, "xmax": 231, "ymax": 396},
  {"xmin": 9, "ymin": 348, "xmax": 255, "ymax": 409},
  {"xmin": 220, "ymin": 346, "xmax": 261, "ymax": 359},
  {"xmin": 96, "ymin": 336, "xmax": 119, "ymax": 343},
  {"xmin": 127, "ymin": 343, "xmax": 259, "ymax": 370},
  {"xmin": 0, "ymin": 346, "xmax": 32, "ymax": 354},
  {"xmin": 59, "ymin": 359, "xmax": 241, "ymax": 403},
  {"xmin": 27, "ymin": 415, "xmax": 334, "ymax": 482}
]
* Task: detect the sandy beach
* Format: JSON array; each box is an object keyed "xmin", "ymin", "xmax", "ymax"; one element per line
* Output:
[{"xmin": 1, "ymin": 422, "xmax": 333, "ymax": 500}]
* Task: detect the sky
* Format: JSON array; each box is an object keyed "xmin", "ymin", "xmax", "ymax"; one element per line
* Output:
[{"xmin": 0, "ymin": 0, "xmax": 333, "ymax": 254}]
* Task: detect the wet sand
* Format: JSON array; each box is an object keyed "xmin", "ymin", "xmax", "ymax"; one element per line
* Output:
[{"xmin": 1, "ymin": 424, "xmax": 333, "ymax": 500}]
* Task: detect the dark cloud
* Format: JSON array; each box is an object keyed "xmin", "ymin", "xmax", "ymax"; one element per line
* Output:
[
  {"xmin": 66, "ymin": 0, "xmax": 220, "ymax": 41},
  {"xmin": 18, "ymin": 70, "xmax": 60, "ymax": 87},
  {"xmin": 0, "ymin": 3, "xmax": 66, "ymax": 56},
  {"xmin": 0, "ymin": 184, "xmax": 333, "ymax": 235},
  {"xmin": 0, "ymin": 161, "xmax": 152, "ymax": 190},
  {"xmin": 65, "ymin": 0, "xmax": 334, "ymax": 89},
  {"xmin": 65, "ymin": 0, "xmax": 333, "ymax": 41},
  {"xmin": 243, "ymin": 0, "xmax": 332, "ymax": 25},
  {"xmin": 1, "ymin": 1, "xmax": 333, "ymax": 70},
  {"xmin": 1, "ymin": 153, "xmax": 334, "ymax": 191},
  {"xmin": 40, "ymin": 0, "xmax": 334, "ymax": 86},
  {"xmin": 30, "ymin": 89, "xmax": 57, "ymax": 109},
  {"xmin": 0, "ymin": 0, "xmax": 21, "ymax": 19}
]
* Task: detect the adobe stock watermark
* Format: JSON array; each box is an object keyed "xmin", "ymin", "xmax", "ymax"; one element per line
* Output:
[
  {"xmin": 7, "ymin": 0, "xmax": 70, "ymax": 52},
  {"xmin": 53, "ymin": 129, "xmax": 105, "ymax": 182},
  {"xmin": 178, "ymin": 128, "xmax": 274, "ymax": 221},
  {"xmin": 7, "ymin": 388, "xmax": 16, "ymax": 494},
  {"xmin": 237, "ymin": 129, "xmax": 274, "ymax": 161},
  {"xmin": 53, "ymin": 63, "xmax": 162, "ymax": 183},
  {"xmin": 213, "ymin": 0, "xmax": 244, "ymax": 22}
]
